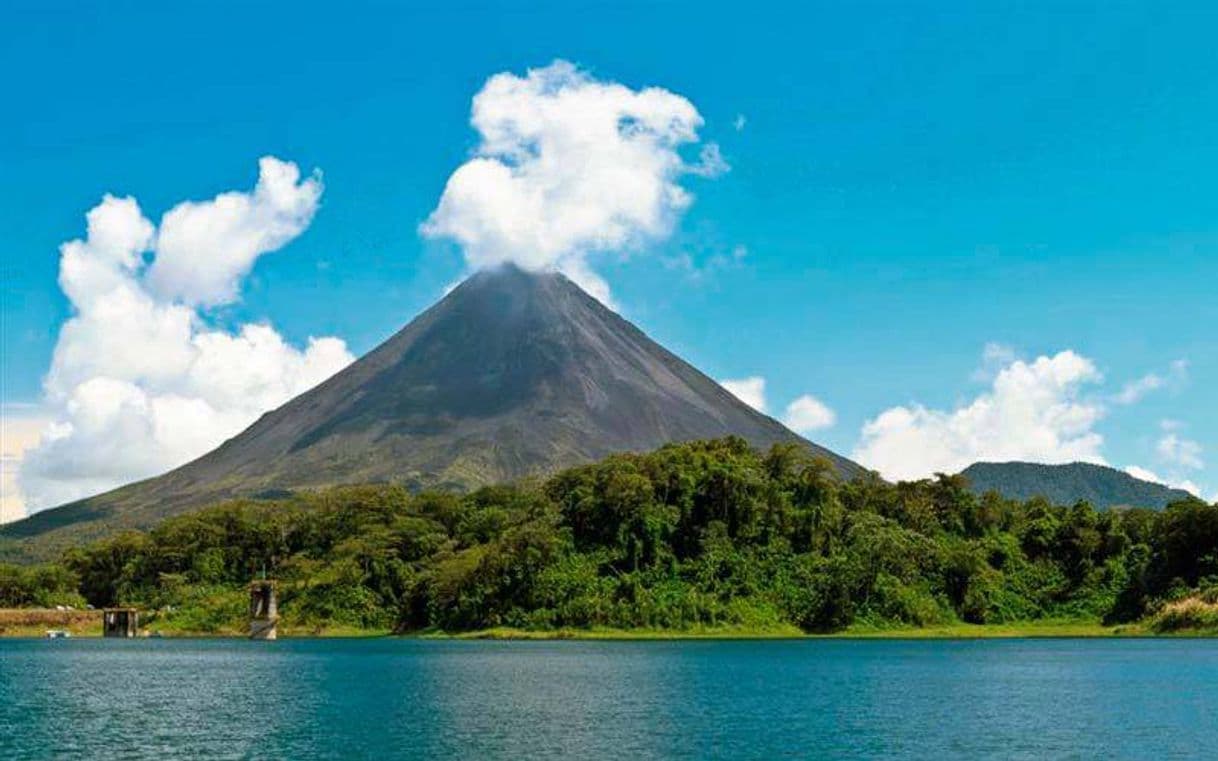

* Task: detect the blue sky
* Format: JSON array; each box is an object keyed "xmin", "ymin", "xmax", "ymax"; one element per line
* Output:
[{"xmin": 2, "ymin": 1, "xmax": 1216, "ymax": 516}]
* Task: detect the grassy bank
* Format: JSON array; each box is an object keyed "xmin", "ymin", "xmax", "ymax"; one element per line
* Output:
[
  {"xmin": 0, "ymin": 608, "xmax": 392, "ymax": 638},
  {"xmin": 439, "ymin": 621, "xmax": 1147, "ymax": 640},
  {"xmin": 0, "ymin": 609, "xmax": 101, "ymax": 637},
  {"xmin": 9, "ymin": 617, "xmax": 1218, "ymax": 639},
  {"xmin": 837, "ymin": 620, "xmax": 1146, "ymax": 638},
  {"xmin": 438, "ymin": 624, "xmax": 806, "ymax": 640},
  {"xmin": 133, "ymin": 612, "xmax": 393, "ymax": 639}
]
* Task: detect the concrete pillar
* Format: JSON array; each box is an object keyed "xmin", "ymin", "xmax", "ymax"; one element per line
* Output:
[
  {"xmin": 102, "ymin": 608, "xmax": 138, "ymax": 638},
  {"xmin": 249, "ymin": 580, "xmax": 278, "ymax": 640}
]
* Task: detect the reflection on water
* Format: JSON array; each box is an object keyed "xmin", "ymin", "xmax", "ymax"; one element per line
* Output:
[{"xmin": 1, "ymin": 638, "xmax": 1215, "ymax": 759}]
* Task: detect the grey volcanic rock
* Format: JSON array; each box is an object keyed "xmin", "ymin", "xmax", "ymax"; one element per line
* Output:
[
  {"xmin": 2, "ymin": 265, "xmax": 863, "ymax": 558},
  {"xmin": 960, "ymin": 461, "xmax": 1195, "ymax": 510}
]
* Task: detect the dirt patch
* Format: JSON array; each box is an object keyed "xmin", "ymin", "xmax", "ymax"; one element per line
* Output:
[{"xmin": 0, "ymin": 608, "xmax": 102, "ymax": 636}]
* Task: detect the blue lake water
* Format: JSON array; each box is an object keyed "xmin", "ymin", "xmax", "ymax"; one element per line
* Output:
[{"xmin": 1, "ymin": 638, "xmax": 1215, "ymax": 759}]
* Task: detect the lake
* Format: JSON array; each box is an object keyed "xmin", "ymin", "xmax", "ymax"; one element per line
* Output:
[{"xmin": 0, "ymin": 638, "xmax": 1214, "ymax": 759}]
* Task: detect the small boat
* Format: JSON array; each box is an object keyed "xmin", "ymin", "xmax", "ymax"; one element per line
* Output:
[{"xmin": 45, "ymin": 630, "xmax": 71, "ymax": 639}]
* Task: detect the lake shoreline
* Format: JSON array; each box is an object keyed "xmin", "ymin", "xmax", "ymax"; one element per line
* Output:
[
  {"xmin": 428, "ymin": 622, "xmax": 1218, "ymax": 640},
  {"xmin": 5, "ymin": 610, "xmax": 1216, "ymax": 640}
]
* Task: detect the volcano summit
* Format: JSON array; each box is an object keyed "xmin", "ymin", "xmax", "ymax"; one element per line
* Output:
[{"xmin": 3, "ymin": 265, "xmax": 863, "ymax": 556}]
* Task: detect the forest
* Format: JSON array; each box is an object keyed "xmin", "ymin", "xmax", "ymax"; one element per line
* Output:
[{"xmin": 3, "ymin": 437, "xmax": 1217, "ymax": 635}]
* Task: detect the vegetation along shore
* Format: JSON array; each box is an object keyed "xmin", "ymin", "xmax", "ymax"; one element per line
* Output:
[{"xmin": 3, "ymin": 438, "xmax": 1217, "ymax": 638}]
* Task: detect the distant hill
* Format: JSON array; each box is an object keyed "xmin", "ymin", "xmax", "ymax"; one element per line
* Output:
[
  {"xmin": 1, "ymin": 265, "xmax": 863, "ymax": 561},
  {"xmin": 959, "ymin": 461, "xmax": 1194, "ymax": 509}
]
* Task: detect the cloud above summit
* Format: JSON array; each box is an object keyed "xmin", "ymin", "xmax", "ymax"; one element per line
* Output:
[
  {"xmin": 422, "ymin": 60, "xmax": 726, "ymax": 303},
  {"xmin": 14, "ymin": 158, "xmax": 352, "ymax": 516}
]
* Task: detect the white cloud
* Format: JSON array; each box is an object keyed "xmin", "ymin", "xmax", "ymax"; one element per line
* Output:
[
  {"xmin": 720, "ymin": 377, "xmax": 767, "ymax": 413},
  {"xmin": 720, "ymin": 377, "xmax": 837, "ymax": 436},
  {"xmin": 853, "ymin": 350, "xmax": 1106, "ymax": 481},
  {"xmin": 1113, "ymin": 359, "xmax": 1188, "ymax": 405},
  {"xmin": 783, "ymin": 394, "xmax": 836, "ymax": 433},
  {"xmin": 1177, "ymin": 480, "xmax": 1203, "ymax": 498},
  {"xmin": 1125, "ymin": 465, "xmax": 1164, "ymax": 484},
  {"xmin": 733, "ymin": 114, "xmax": 747, "ymax": 132},
  {"xmin": 1, "ymin": 410, "xmax": 51, "ymax": 523},
  {"xmin": 970, "ymin": 342, "xmax": 1017, "ymax": 382},
  {"xmin": 688, "ymin": 143, "xmax": 730, "ymax": 178},
  {"xmin": 1125, "ymin": 466, "xmax": 1202, "ymax": 498},
  {"xmin": 1115, "ymin": 374, "xmax": 1165, "ymax": 405},
  {"xmin": 148, "ymin": 157, "xmax": 323, "ymax": 307},
  {"xmin": 1157, "ymin": 431, "xmax": 1204, "ymax": 470},
  {"xmin": 421, "ymin": 60, "xmax": 723, "ymax": 303},
  {"xmin": 662, "ymin": 243, "xmax": 747, "ymax": 284},
  {"xmin": 16, "ymin": 158, "xmax": 353, "ymax": 514},
  {"xmin": 1124, "ymin": 419, "xmax": 1207, "ymax": 499}
]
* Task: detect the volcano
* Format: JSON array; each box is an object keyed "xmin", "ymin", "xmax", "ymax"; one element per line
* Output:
[{"xmin": 2, "ymin": 265, "xmax": 864, "ymax": 557}]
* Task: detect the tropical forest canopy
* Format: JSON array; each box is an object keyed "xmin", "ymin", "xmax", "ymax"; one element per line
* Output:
[{"xmin": 3, "ymin": 438, "xmax": 1217, "ymax": 634}]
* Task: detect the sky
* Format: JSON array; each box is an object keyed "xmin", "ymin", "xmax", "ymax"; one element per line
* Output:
[{"xmin": 2, "ymin": 1, "xmax": 1217, "ymax": 520}]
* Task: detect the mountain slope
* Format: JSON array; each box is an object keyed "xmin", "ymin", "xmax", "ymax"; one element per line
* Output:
[
  {"xmin": 2, "ymin": 265, "xmax": 864, "ymax": 559},
  {"xmin": 960, "ymin": 461, "xmax": 1194, "ymax": 509}
]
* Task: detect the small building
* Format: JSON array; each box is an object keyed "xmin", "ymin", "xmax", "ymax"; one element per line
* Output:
[
  {"xmin": 102, "ymin": 608, "xmax": 138, "ymax": 638},
  {"xmin": 249, "ymin": 580, "xmax": 278, "ymax": 640}
]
